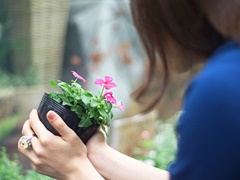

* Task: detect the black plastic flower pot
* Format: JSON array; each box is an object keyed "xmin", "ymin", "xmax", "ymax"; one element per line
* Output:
[{"xmin": 37, "ymin": 93, "xmax": 98, "ymax": 144}]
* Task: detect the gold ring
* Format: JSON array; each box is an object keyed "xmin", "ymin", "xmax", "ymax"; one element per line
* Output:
[{"xmin": 18, "ymin": 135, "xmax": 34, "ymax": 149}]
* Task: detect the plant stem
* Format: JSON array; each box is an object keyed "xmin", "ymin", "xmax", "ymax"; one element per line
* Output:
[
  {"xmin": 72, "ymin": 78, "xmax": 78, "ymax": 87},
  {"xmin": 100, "ymin": 86, "xmax": 105, "ymax": 97}
]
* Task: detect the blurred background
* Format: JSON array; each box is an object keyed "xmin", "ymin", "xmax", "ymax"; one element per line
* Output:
[{"xmin": 0, "ymin": 0, "xmax": 192, "ymax": 179}]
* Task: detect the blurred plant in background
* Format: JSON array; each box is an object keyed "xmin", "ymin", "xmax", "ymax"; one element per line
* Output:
[
  {"xmin": 0, "ymin": 0, "xmax": 39, "ymax": 88},
  {"xmin": 0, "ymin": 115, "xmax": 22, "ymax": 142},
  {"xmin": 0, "ymin": 147, "xmax": 53, "ymax": 180},
  {"xmin": 0, "ymin": 68, "xmax": 39, "ymax": 88},
  {"xmin": 0, "ymin": 0, "xmax": 11, "ymax": 72},
  {"xmin": 0, "ymin": 0, "xmax": 69, "ymax": 173},
  {"xmin": 132, "ymin": 113, "xmax": 179, "ymax": 170}
]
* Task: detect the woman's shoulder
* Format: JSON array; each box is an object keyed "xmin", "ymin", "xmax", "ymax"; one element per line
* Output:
[
  {"xmin": 186, "ymin": 40, "xmax": 240, "ymax": 99},
  {"xmin": 185, "ymin": 64, "xmax": 240, "ymax": 107}
]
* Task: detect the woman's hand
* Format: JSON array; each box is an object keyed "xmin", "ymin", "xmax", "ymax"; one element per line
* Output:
[
  {"xmin": 86, "ymin": 126, "xmax": 108, "ymax": 151},
  {"xmin": 86, "ymin": 123, "xmax": 169, "ymax": 180},
  {"xmin": 18, "ymin": 109, "xmax": 103, "ymax": 180}
]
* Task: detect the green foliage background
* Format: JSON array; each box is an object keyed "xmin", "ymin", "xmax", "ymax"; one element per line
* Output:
[
  {"xmin": 0, "ymin": 147, "xmax": 53, "ymax": 180},
  {"xmin": 133, "ymin": 113, "xmax": 179, "ymax": 170}
]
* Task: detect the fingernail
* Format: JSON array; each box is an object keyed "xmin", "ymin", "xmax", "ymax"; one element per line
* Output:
[{"xmin": 48, "ymin": 111, "xmax": 56, "ymax": 120}]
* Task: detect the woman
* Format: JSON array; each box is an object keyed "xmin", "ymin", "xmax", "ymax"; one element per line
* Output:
[{"xmin": 18, "ymin": 0, "xmax": 240, "ymax": 179}]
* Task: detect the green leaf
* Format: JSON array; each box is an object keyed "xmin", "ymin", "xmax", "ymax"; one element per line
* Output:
[
  {"xmin": 57, "ymin": 81, "xmax": 72, "ymax": 94},
  {"xmin": 71, "ymin": 106, "xmax": 83, "ymax": 118},
  {"xmin": 49, "ymin": 92, "xmax": 62, "ymax": 103},
  {"xmin": 81, "ymin": 95, "xmax": 91, "ymax": 105},
  {"xmin": 89, "ymin": 108, "xmax": 100, "ymax": 119},
  {"xmin": 100, "ymin": 124, "xmax": 109, "ymax": 137},
  {"xmin": 58, "ymin": 94, "xmax": 70, "ymax": 103},
  {"xmin": 90, "ymin": 100, "xmax": 99, "ymax": 107},
  {"xmin": 78, "ymin": 116, "xmax": 92, "ymax": 127},
  {"xmin": 105, "ymin": 101, "xmax": 113, "ymax": 113},
  {"xmin": 72, "ymin": 82, "xmax": 82, "ymax": 89},
  {"xmin": 49, "ymin": 80, "xmax": 57, "ymax": 86},
  {"xmin": 98, "ymin": 108, "xmax": 107, "ymax": 118}
]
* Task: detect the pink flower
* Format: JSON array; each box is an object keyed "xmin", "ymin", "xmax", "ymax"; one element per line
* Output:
[
  {"xmin": 95, "ymin": 76, "xmax": 117, "ymax": 90},
  {"xmin": 117, "ymin": 101, "xmax": 124, "ymax": 111},
  {"xmin": 104, "ymin": 91, "xmax": 117, "ymax": 104},
  {"xmin": 71, "ymin": 70, "xmax": 86, "ymax": 82},
  {"xmin": 141, "ymin": 130, "xmax": 151, "ymax": 139}
]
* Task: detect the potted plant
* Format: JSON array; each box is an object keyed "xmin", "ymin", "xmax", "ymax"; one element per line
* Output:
[{"xmin": 37, "ymin": 71, "xmax": 124, "ymax": 144}]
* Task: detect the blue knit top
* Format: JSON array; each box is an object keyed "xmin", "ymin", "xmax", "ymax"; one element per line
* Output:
[{"xmin": 168, "ymin": 40, "xmax": 240, "ymax": 180}]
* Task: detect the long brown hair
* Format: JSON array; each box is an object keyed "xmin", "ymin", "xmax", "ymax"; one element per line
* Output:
[{"xmin": 130, "ymin": 0, "xmax": 226, "ymax": 112}]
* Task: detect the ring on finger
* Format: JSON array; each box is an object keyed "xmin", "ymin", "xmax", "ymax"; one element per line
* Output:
[{"xmin": 18, "ymin": 135, "xmax": 35, "ymax": 149}]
